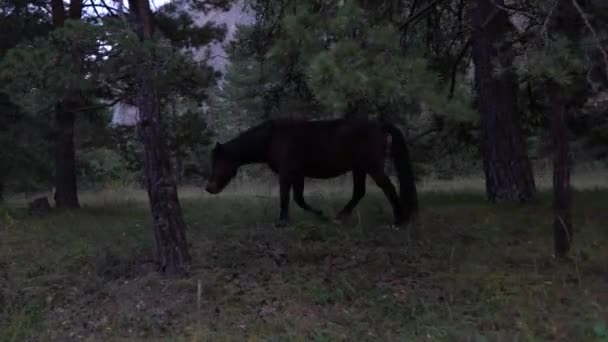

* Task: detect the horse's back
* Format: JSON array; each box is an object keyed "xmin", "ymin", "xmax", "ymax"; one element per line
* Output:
[{"xmin": 267, "ymin": 118, "xmax": 386, "ymax": 178}]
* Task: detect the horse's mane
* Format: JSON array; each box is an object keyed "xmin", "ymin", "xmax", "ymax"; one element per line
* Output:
[{"xmin": 223, "ymin": 120, "xmax": 275, "ymax": 161}]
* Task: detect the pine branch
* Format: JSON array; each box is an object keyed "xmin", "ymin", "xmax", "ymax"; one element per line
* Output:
[
  {"xmin": 448, "ymin": 38, "xmax": 472, "ymax": 99},
  {"xmin": 571, "ymin": 0, "xmax": 608, "ymax": 87},
  {"xmin": 400, "ymin": 0, "xmax": 450, "ymax": 48},
  {"xmin": 487, "ymin": 0, "xmax": 538, "ymax": 21},
  {"xmin": 70, "ymin": 97, "xmax": 125, "ymax": 113},
  {"xmin": 541, "ymin": 0, "xmax": 560, "ymax": 43},
  {"xmin": 399, "ymin": 0, "xmax": 448, "ymax": 32}
]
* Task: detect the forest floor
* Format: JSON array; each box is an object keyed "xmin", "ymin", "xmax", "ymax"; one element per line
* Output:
[{"xmin": 1, "ymin": 176, "xmax": 608, "ymax": 341}]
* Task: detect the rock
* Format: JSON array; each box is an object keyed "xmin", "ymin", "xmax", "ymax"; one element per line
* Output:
[{"xmin": 28, "ymin": 197, "xmax": 51, "ymax": 215}]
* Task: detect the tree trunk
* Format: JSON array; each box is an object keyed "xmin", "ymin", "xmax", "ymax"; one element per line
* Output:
[
  {"xmin": 174, "ymin": 153, "xmax": 184, "ymax": 183},
  {"xmin": 54, "ymin": 107, "xmax": 80, "ymax": 208},
  {"xmin": 543, "ymin": 0, "xmax": 588, "ymax": 259},
  {"xmin": 550, "ymin": 95, "xmax": 573, "ymax": 258},
  {"xmin": 171, "ymin": 102, "xmax": 184, "ymax": 184},
  {"xmin": 51, "ymin": 0, "xmax": 82, "ymax": 209},
  {"xmin": 136, "ymin": 83, "xmax": 191, "ymax": 274},
  {"xmin": 469, "ymin": 0, "xmax": 536, "ymax": 202},
  {"xmin": 129, "ymin": 0, "xmax": 191, "ymax": 275}
]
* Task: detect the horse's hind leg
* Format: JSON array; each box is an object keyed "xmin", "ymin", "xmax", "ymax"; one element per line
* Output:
[
  {"xmin": 369, "ymin": 170, "xmax": 404, "ymax": 227},
  {"xmin": 336, "ymin": 170, "xmax": 366, "ymax": 221},
  {"xmin": 276, "ymin": 173, "xmax": 292, "ymax": 227},
  {"xmin": 292, "ymin": 176, "xmax": 326, "ymax": 219}
]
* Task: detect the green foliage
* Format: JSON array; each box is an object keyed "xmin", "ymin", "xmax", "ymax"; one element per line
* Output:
[
  {"xmin": 0, "ymin": 0, "xmax": 54, "ymax": 194},
  {"xmin": 0, "ymin": 95, "xmax": 53, "ymax": 194},
  {"xmin": 213, "ymin": 0, "xmax": 474, "ymax": 129},
  {"xmin": 0, "ymin": 2, "xmax": 227, "ymax": 192},
  {"xmin": 76, "ymin": 147, "xmax": 129, "ymax": 186},
  {"xmin": 170, "ymin": 108, "xmax": 211, "ymax": 151},
  {"xmin": 155, "ymin": 6, "xmax": 227, "ymax": 49},
  {"xmin": 594, "ymin": 321, "xmax": 608, "ymax": 341},
  {"xmin": 517, "ymin": 35, "xmax": 587, "ymax": 88},
  {"xmin": 108, "ymin": 100, "xmax": 213, "ymax": 183},
  {"xmin": 1, "ymin": 188, "xmax": 608, "ymax": 339},
  {"xmin": 0, "ymin": 20, "xmax": 105, "ymax": 114},
  {"xmin": 0, "ymin": 5, "xmax": 226, "ymax": 113},
  {"xmin": 110, "ymin": 125, "xmax": 143, "ymax": 173},
  {"xmin": 0, "ymin": 0, "xmax": 51, "ymax": 53}
]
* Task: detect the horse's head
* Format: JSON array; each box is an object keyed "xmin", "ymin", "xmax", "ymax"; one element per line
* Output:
[{"xmin": 205, "ymin": 142, "xmax": 238, "ymax": 194}]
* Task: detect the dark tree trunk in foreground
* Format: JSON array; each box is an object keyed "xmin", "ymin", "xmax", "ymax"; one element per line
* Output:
[
  {"xmin": 550, "ymin": 91, "xmax": 573, "ymax": 257},
  {"xmin": 129, "ymin": 0, "xmax": 191, "ymax": 274},
  {"xmin": 545, "ymin": 1, "xmax": 587, "ymax": 258},
  {"xmin": 51, "ymin": 0, "xmax": 82, "ymax": 208},
  {"xmin": 54, "ymin": 108, "xmax": 79, "ymax": 208},
  {"xmin": 469, "ymin": 0, "xmax": 536, "ymax": 202},
  {"xmin": 136, "ymin": 83, "xmax": 191, "ymax": 274}
]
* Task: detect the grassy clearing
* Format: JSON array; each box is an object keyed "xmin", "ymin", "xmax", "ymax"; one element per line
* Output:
[{"xmin": 1, "ymin": 180, "xmax": 608, "ymax": 341}]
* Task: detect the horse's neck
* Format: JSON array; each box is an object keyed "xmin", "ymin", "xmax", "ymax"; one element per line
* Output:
[
  {"xmin": 235, "ymin": 146, "xmax": 267, "ymax": 165},
  {"xmin": 228, "ymin": 127, "xmax": 271, "ymax": 165}
]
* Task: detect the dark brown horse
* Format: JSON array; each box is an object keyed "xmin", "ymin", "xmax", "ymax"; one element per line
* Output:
[{"xmin": 205, "ymin": 118, "xmax": 418, "ymax": 227}]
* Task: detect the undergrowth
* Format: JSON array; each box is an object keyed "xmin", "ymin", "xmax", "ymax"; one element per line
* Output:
[{"xmin": 1, "ymin": 187, "xmax": 607, "ymax": 341}]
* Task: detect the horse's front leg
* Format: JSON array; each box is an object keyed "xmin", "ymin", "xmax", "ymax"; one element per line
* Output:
[{"xmin": 275, "ymin": 173, "xmax": 292, "ymax": 227}]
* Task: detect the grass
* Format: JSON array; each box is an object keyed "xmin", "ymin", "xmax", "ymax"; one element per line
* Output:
[{"xmin": 1, "ymin": 177, "xmax": 608, "ymax": 341}]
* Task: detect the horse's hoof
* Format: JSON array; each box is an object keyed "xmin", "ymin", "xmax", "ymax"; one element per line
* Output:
[
  {"xmin": 333, "ymin": 212, "xmax": 350, "ymax": 223},
  {"xmin": 332, "ymin": 216, "xmax": 347, "ymax": 225},
  {"xmin": 315, "ymin": 211, "xmax": 329, "ymax": 221},
  {"xmin": 388, "ymin": 224, "xmax": 401, "ymax": 231}
]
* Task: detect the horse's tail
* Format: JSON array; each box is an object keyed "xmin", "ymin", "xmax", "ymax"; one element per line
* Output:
[{"xmin": 383, "ymin": 123, "xmax": 418, "ymax": 221}]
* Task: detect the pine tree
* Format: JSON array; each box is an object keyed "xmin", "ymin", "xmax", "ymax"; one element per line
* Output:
[
  {"xmin": 107, "ymin": 0, "xmax": 229, "ymax": 274},
  {"xmin": 469, "ymin": 0, "xmax": 536, "ymax": 202},
  {"xmin": 512, "ymin": 0, "xmax": 607, "ymax": 257},
  {"xmin": 0, "ymin": 0, "xmax": 54, "ymax": 199},
  {"xmin": 214, "ymin": 0, "xmax": 474, "ymax": 127}
]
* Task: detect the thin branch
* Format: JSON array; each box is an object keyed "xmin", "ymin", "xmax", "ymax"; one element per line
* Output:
[
  {"xmin": 208, "ymin": 54, "xmax": 230, "ymax": 60},
  {"xmin": 87, "ymin": 0, "xmax": 103, "ymax": 19},
  {"xmin": 449, "ymin": 38, "xmax": 472, "ymax": 99},
  {"xmin": 99, "ymin": 0, "xmax": 120, "ymax": 15},
  {"xmin": 399, "ymin": 0, "xmax": 420, "ymax": 47},
  {"xmin": 541, "ymin": 0, "xmax": 560, "ymax": 43},
  {"xmin": 572, "ymin": 0, "xmax": 608, "ymax": 86},
  {"xmin": 408, "ymin": 125, "xmax": 443, "ymax": 143},
  {"xmin": 399, "ymin": 0, "xmax": 449, "ymax": 31},
  {"xmin": 400, "ymin": 0, "xmax": 452, "ymax": 50},
  {"xmin": 487, "ymin": 0, "xmax": 538, "ymax": 21},
  {"xmin": 70, "ymin": 97, "xmax": 125, "ymax": 113}
]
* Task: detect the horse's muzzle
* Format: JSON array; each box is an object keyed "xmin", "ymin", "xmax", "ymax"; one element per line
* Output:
[{"xmin": 205, "ymin": 182, "xmax": 220, "ymax": 194}]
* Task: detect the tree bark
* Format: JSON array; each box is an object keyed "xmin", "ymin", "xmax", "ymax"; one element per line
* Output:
[
  {"xmin": 550, "ymin": 90, "xmax": 573, "ymax": 257},
  {"xmin": 174, "ymin": 153, "xmax": 184, "ymax": 184},
  {"xmin": 54, "ymin": 107, "xmax": 79, "ymax": 208},
  {"xmin": 469, "ymin": 0, "xmax": 536, "ymax": 202},
  {"xmin": 545, "ymin": 1, "xmax": 585, "ymax": 258},
  {"xmin": 171, "ymin": 102, "xmax": 184, "ymax": 184},
  {"xmin": 129, "ymin": 0, "xmax": 191, "ymax": 275},
  {"xmin": 51, "ymin": 0, "xmax": 82, "ymax": 209},
  {"xmin": 136, "ymin": 83, "xmax": 191, "ymax": 274}
]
